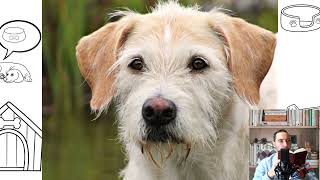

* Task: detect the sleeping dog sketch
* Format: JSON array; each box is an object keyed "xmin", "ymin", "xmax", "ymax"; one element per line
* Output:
[{"xmin": 0, "ymin": 62, "xmax": 32, "ymax": 83}]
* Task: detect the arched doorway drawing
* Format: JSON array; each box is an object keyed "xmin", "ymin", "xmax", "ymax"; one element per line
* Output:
[{"xmin": 0, "ymin": 129, "xmax": 29, "ymax": 171}]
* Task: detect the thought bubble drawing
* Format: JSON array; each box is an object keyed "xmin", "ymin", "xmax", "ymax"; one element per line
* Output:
[{"xmin": 0, "ymin": 20, "xmax": 41, "ymax": 60}]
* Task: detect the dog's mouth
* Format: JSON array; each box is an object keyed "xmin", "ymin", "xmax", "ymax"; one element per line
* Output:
[
  {"xmin": 139, "ymin": 139, "xmax": 191, "ymax": 168},
  {"xmin": 143, "ymin": 126, "xmax": 183, "ymax": 143},
  {"xmin": 139, "ymin": 127, "xmax": 192, "ymax": 168},
  {"xmin": 0, "ymin": 73, "xmax": 5, "ymax": 79}
]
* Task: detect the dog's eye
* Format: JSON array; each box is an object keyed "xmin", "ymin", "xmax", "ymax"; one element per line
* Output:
[
  {"xmin": 189, "ymin": 56, "xmax": 208, "ymax": 71},
  {"xmin": 128, "ymin": 57, "xmax": 144, "ymax": 71}
]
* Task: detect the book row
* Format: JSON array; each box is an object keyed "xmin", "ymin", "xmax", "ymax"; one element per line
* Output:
[{"xmin": 249, "ymin": 108, "xmax": 320, "ymax": 127}]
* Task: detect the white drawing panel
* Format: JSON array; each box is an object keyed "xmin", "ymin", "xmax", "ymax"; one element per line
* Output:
[
  {"xmin": 274, "ymin": 0, "xmax": 320, "ymax": 108},
  {"xmin": 0, "ymin": 0, "xmax": 41, "ymax": 179},
  {"xmin": 0, "ymin": 0, "xmax": 42, "ymax": 130}
]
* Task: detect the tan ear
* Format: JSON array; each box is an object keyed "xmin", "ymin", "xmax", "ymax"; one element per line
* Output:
[
  {"xmin": 210, "ymin": 13, "xmax": 276, "ymax": 105},
  {"xmin": 76, "ymin": 18, "xmax": 135, "ymax": 111}
]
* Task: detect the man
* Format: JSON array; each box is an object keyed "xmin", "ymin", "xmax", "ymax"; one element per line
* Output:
[{"xmin": 253, "ymin": 129, "xmax": 318, "ymax": 180}]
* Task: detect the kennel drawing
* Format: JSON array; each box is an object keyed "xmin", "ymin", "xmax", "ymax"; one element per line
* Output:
[{"xmin": 0, "ymin": 102, "xmax": 42, "ymax": 171}]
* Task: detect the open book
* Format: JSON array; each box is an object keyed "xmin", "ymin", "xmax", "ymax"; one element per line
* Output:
[
  {"xmin": 277, "ymin": 148, "xmax": 307, "ymax": 167},
  {"xmin": 289, "ymin": 148, "xmax": 307, "ymax": 166}
]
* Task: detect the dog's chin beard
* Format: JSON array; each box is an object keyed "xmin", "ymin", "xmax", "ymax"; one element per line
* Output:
[
  {"xmin": 139, "ymin": 141, "xmax": 191, "ymax": 168},
  {"xmin": 143, "ymin": 126, "xmax": 183, "ymax": 143},
  {"xmin": 139, "ymin": 128, "xmax": 191, "ymax": 168}
]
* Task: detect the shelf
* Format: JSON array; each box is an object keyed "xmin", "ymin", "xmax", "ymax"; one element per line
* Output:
[
  {"xmin": 249, "ymin": 165, "xmax": 319, "ymax": 169},
  {"xmin": 250, "ymin": 126, "xmax": 318, "ymax": 129}
]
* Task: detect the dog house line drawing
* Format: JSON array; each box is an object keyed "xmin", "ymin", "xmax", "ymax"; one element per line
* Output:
[
  {"xmin": 281, "ymin": 4, "xmax": 320, "ymax": 32},
  {"xmin": 0, "ymin": 101, "xmax": 41, "ymax": 171}
]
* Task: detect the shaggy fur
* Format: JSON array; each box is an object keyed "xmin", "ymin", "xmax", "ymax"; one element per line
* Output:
[{"xmin": 76, "ymin": 1, "xmax": 276, "ymax": 180}]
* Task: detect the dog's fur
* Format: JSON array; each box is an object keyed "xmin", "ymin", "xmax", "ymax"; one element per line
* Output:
[{"xmin": 76, "ymin": 2, "xmax": 276, "ymax": 180}]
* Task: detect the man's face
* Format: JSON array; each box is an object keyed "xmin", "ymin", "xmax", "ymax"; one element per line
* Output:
[{"xmin": 273, "ymin": 132, "xmax": 291, "ymax": 151}]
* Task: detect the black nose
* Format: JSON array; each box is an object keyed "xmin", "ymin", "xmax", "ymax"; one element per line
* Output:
[{"xmin": 142, "ymin": 97, "xmax": 177, "ymax": 127}]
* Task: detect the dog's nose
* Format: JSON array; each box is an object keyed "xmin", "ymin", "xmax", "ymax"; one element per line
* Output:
[{"xmin": 142, "ymin": 97, "xmax": 177, "ymax": 127}]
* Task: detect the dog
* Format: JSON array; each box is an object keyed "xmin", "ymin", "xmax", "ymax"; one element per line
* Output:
[
  {"xmin": 76, "ymin": 1, "xmax": 276, "ymax": 180},
  {"xmin": 0, "ymin": 62, "xmax": 32, "ymax": 83}
]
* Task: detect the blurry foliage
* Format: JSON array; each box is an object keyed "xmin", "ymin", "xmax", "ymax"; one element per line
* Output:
[{"xmin": 43, "ymin": 0, "xmax": 277, "ymax": 179}]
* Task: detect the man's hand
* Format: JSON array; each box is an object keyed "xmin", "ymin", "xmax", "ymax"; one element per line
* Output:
[{"xmin": 268, "ymin": 159, "xmax": 280, "ymax": 178}]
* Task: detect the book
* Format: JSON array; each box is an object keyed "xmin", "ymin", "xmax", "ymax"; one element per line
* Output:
[
  {"xmin": 264, "ymin": 109, "xmax": 287, "ymax": 121},
  {"xmin": 310, "ymin": 152, "xmax": 318, "ymax": 160},
  {"xmin": 306, "ymin": 159, "xmax": 319, "ymax": 166},
  {"xmin": 261, "ymin": 121, "xmax": 288, "ymax": 126},
  {"xmin": 277, "ymin": 148, "xmax": 307, "ymax": 167},
  {"xmin": 249, "ymin": 110, "xmax": 263, "ymax": 126}
]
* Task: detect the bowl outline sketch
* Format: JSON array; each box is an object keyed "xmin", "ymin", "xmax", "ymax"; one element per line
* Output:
[
  {"xmin": 2, "ymin": 27, "xmax": 26, "ymax": 43},
  {"xmin": 281, "ymin": 4, "xmax": 320, "ymax": 32}
]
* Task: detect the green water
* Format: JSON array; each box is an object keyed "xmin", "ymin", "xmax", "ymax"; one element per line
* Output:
[{"xmin": 43, "ymin": 110, "xmax": 125, "ymax": 180}]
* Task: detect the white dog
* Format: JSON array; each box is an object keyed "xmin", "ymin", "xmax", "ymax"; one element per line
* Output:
[{"xmin": 76, "ymin": 1, "xmax": 276, "ymax": 180}]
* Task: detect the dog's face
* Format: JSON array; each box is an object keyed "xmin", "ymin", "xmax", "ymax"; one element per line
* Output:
[
  {"xmin": 76, "ymin": 3, "xmax": 276, "ymax": 148},
  {"xmin": 4, "ymin": 69, "xmax": 20, "ymax": 83},
  {"xmin": 114, "ymin": 13, "xmax": 234, "ymax": 145}
]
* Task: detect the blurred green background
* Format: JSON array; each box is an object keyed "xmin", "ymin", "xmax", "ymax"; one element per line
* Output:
[{"xmin": 43, "ymin": 0, "xmax": 277, "ymax": 179}]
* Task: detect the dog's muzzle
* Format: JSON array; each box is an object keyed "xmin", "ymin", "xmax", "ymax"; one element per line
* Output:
[{"xmin": 142, "ymin": 97, "xmax": 179, "ymax": 142}]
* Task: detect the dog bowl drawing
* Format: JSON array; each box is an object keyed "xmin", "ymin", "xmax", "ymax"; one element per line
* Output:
[
  {"xmin": 2, "ymin": 27, "xmax": 26, "ymax": 43},
  {"xmin": 281, "ymin": 4, "xmax": 320, "ymax": 32}
]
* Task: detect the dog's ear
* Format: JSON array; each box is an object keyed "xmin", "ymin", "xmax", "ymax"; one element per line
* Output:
[
  {"xmin": 210, "ymin": 13, "xmax": 276, "ymax": 105},
  {"xmin": 76, "ymin": 18, "xmax": 135, "ymax": 111}
]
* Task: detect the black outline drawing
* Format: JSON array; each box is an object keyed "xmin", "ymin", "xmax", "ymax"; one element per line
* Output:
[
  {"xmin": 2, "ymin": 27, "xmax": 26, "ymax": 43},
  {"xmin": 0, "ymin": 62, "xmax": 32, "ymax": 83},
  {"xmin": 281, "ymin": 4, "xmax": 320, "ymax": 32},
  {"xmin": 0, "ymin": 102, "xmax": 41, "ymax": 171},
  {"xmin": 0, "ymin": 20, "xmax": 41, "ymax": 60}
]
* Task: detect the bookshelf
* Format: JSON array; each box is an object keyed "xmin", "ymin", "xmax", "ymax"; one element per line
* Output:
[
  {"xmin": 249, "ymin": 165, "xmax": 319, "ymax": 169},
  {"xmin": 249, "ymin": 108, "xmax": 320, "ymax": 179},
  {"xmin": 250, "ymin": 126, "xmax": 318, "ymax": 129}
]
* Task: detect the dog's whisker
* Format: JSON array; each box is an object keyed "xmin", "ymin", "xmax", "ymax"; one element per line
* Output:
[
  {"xmin": 156, "ymin": 143, "xmax": 164, "ymax": 165},
  {"xmin": 141, "ymin": 144, "xmax": 144, "ymax": 154},
  {"xmin": 184, "ymin": 143, "xmax": 191, "ymax": 161},
  {"xmin": 139, "ymin": 140, "xmax": 147, "ymax": 154},
  {"xmin": 146, "ymin": 143, "xmax": 161, "ymax": 168},
  {"xmin": 165, "ymin": 141, "xmax": 173, "ymax": 160}
]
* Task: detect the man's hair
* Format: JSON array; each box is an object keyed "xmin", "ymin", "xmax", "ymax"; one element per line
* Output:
[{"xmin": 273, "ymin": 129, "xmax": 289, "ymax": 142}]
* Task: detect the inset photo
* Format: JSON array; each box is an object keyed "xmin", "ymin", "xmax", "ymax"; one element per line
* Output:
[{"xmin": 249, "ymin": 107, "xmax": 319, "ymax": 179}]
